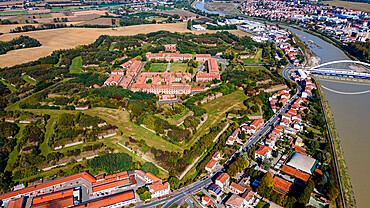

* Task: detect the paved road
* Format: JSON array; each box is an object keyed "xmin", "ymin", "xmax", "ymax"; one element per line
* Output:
[{"xmin": 137, "ymin": 177, "xmax": 213, "ymax": 208}]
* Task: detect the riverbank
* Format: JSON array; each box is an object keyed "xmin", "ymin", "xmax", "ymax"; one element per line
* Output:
[{"xmin": 315, "ymin": 78, "xmax": 356, "ymax": 208}]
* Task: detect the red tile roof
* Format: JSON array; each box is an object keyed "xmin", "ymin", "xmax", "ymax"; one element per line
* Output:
[
  {"xmin": 145, "ymin": 172, "xmax": 161, "ymax": 183},
  {"xmin": 205, "ymin": 159, "xmax": 218, "ymax": 170},
  {"xmin": 281, "ymin": 165, "xmax": 311, "ymax": 181},
  {"xmin": 7, "ymin": 197, "xmax": 25, "ymax": 208},
  {"xmin": 230, "ymin": 182, "xmax": 246, "ymax": 193},
  {"xmin": 255, "ymin": 145, "xmax": 272, "ymax": 157},
  {"xmin": 32, "ymin": 188, "xmax": 74, "ymax": 205},
  {"xmin": 92, "ymin": 177, "xmax": 132, "ymax": 193},
  {"xmin": 0, "ymin": 172, "xmax": 95, "ymax": 201},
  {"xmin": 273, "ymin": 177, "xmax": 292, "ymax": 194},
  {"xmin": 216, "ymin": 173, "xmax": 230, "ymax": 184},
  {"xmin": 148, "ymin": 181, "xmax": 170, "ymax": 193},
  {"xmin": 31, "ymin": 196, "xmax": 74, "ymax": 208},
  {"xmin": 73, "ymin": 190, "xmax": 135, "ymax": 208}
]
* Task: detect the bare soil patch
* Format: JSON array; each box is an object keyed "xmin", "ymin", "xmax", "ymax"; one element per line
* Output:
[
  {"xmin": 229, "ymin": 29, "xmax": 254, "ymax": 37},
  {"xmin": 75, "ymin": 17, "xmax": 114, "ymax": 26}
]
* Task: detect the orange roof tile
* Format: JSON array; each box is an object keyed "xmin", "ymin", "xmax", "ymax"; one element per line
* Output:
[
  {"xmin": 216, "ymin": 173, "xmax": 230, "ymax": 184},
  {"xmin": 145, "ymin": 172, "xmax": 161, "ymax": 183},
  {"xmin": 281, "ymin": 165, "xmax": 311, "ymax": 181},
  {"xmin": 32, "ymin": 188, "xmax": 74, "ymax": 205},
  {"xmin": 0, "ymin": 172, "xmax": 95, "ymax": 201},
  {"xmin": 31, "ymin": 196, "xmax": 74, "ymax": 208},
  {"xmin": 148, "ymin": 181, "xmax": 169, "ymax": 193},
  {"xmin": 230, "ymin": 182, "xmax": 246, "ymax": 193},
  {"xmin": 73, "ymin": 190, "xmax": 135, "ymax": 208},
  {"xmin": 92, "ymin": 178, "xmax": 132, "ymax": 193},
  {"xmin": 205, "ymin": 159, "xmax": 218, "ymax": 170},
  {"xmin": 273, "ymin": 177, "xmax": 292, "ymax": 194}
]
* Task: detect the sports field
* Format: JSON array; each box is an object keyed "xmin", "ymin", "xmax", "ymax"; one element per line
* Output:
[{"xmin": 0, "ymin": 22, "xmax": 216, "ymax": 68}]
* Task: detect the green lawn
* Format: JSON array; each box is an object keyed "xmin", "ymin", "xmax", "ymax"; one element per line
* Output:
[
  {"xmin": 184, "ymin": 90, "xmax": 248, "ymax": 148},
  {"xmin": 156, "ymin": 6, "xmax": 174, "ymax": 10},
  {"xmin": 0, "ymin": 79, "xmax": 18, "ymax": 92},
  {"xmin": 157, "ymin": 103, "xmax": 190, "ymax": 125},
  {"xmin": 242, "ymin": 49, "xmax": 263, "ymax": 64},
  {"xmin": 5, "ymin": 124, "xmax": 27, "ymax": 171},
  {"xmin": 40, "ymin": 115, "xmax": 58, "ymax": 155},
  {"xmin": 255, "ymin": 200, "xmax": 268, "ymax": 208},
  {"xmin": 149, "ymin": 63, "xmax": 168, "ymax": 72},
  {"xmin": 69, "ymin": 56, "xmax": 83, "ymax": 74},
  {"xmin": 0, "ymin": 10, "xmax": 26, "ymax": 15},
  {"xmin": 21, "ymin": 75, "xmax": 37, "ymax": 85},
  {"xmin": 170, "ymin": 62, "xmax": 188, "ymax": 73},
  {"xmin": 84, "ymin": 108, "xmax": 183, "ymax": 152}
]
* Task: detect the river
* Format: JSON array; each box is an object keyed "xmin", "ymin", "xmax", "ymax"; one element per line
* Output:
[
  {"xmin": 195, "ymin": 3, "xmax": 229, "ymax": 16},
  {"xmin": 196, "ymin": 3, "xmax": 369, "ymax": 205},
  {"xmin": 287, "ymin": 27, "xmax": 370, "ymax": 207}
]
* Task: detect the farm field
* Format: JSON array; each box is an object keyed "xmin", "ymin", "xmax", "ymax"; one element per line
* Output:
[
  {"xmin": 0, "ymin": 22, "xmax": 217, "ymax": 68},
  {"xmin": 149, "ymin": 63, "xmax": 168, "ymax": 72},
  {"xmin": 169, "ymin": 62, "xmax": 188, "ymax": 73},
  {"xmin": 69, "ymin": 56, "xmax": 83, "ymax": 74},
  {"xmin": 324, "ymin": 0, "xmax": 370, "ymax": 13}
]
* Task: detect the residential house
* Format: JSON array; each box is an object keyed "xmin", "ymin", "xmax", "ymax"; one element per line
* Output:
[
  {"xmin": 242, "ymin": 189, "xmax": 257, "ymax": 207},
  {"xmin": 215, "ymin": 173, "xmax": 230, "ymax": 189},
  {"xmin": 254, "ymin": 145, "xmax": 273, "ymax": 161},
  {"xmin": 145, "ymin": 172, "xmax": 161, "ymax": 184},
  {"xmin": 229, "ymin": 182, "xmax": 246, "ymax": 195},
  {"xmin": 148, "ymin": 181, "xmax": 170, "ymax": 198},
  {"xmin": 205, "ymin": 159, "xmax": 219, "ymax": 173},
  {"xmin": 225, "ymin": 194, "xmax": 247, "ymax": 208}
]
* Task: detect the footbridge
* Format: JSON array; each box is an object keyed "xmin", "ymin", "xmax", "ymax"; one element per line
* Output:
[{"xmin": 305, "ymin": 60, "xmax": 370, "ymax": 79}]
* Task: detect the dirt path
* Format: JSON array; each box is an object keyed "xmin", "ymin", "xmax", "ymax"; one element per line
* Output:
[
  {"xmin": 179, "ymin": 123, "xmax": 230, "ymax": 180},
  {"xmin": 174, "ymin": 111, "xmax": 194, "ymax": 126}
]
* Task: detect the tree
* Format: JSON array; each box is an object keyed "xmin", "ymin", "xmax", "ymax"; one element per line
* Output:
[
  {"xmin": 327, "ymin": 186, "xmax": 340, "ymax": 201},
  {"xmin": 141, "ymin": 162, "xmax": 159, "ymax": 175},
  {"xmin": 257, "ymin": 172, "xmax": 274, "ymax": 196},
  {"xmin": 137, "ymin": 187, "xmax": 151, "ymax": 201},
  {"xmin": 298, "ymin": 180, "xmax": 315, "ymax": 205},
  {"xmin": 168, "ymin": 176, "xmax": 180, "ymax": 190}
]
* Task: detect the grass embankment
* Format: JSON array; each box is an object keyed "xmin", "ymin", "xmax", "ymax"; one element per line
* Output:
[
  {"xmin": 242, "ymin": 49, "xmax": 263, "ymax": 64},
  {"xmin": 69, "ymin": 56, "xmax": 83, "ymax": 74},
  {"xmin": 315, "ymin": 78, "xmax": 355, "ymax": 208},
  {"xmin": 184, "ymin": 90, "xmax": 247, "ymax": 148},
  {"xmin": 21, "ymin": 75, "xmax": 37, "ymax": 85},
  {"xmin": 1, "ymin": 79, "xmax": 18, "ymax": 92}
]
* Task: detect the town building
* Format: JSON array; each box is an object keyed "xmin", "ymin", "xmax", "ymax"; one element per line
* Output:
[
  {"xmin": 148, "ymin": 181, "xmax": 170, "ymax": 198},
  {"xmin": 215, "ymin": 173, "xmax": 230, "ymax": 189},
  {"xmin": 229, "ymin": 182, "xmax": 246, "ymax": 195},
  {"xmin": 195, "ymin": 54, "xmax": 212, "ymax": 62},
  {"xmin": 254, "ymin": 145, "xmax": 273, "ymax": 161},
  {"xmin": 146, "ymin": 52, "xmax": 192, "ymax": 62},
  {"xmin": 225, "ymin": 194, "xmax": 247, "ymax": 208},
  {"xmin": 205, "ymin": 159, "xmax": 219, "ymax": 173}
]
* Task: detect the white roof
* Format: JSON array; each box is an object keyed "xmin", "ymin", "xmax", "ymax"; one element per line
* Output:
[{"xmin": 286, "ymin": 153, "xmax": 317, "ymax": 174}]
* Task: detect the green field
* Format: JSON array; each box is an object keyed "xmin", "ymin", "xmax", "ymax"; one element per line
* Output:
[
  {"xmin": 156, "ymin": 6, "xmax": 174, "ymax": 10},
  {"xmin": 69, "ymin": 56, "xmax": 83, "ymax": 74},
  {"xmin": 149, "ymin": 63, "xmax": 168, "ymax": 72},
  {"xmin": 0, "ymin": 10, "xmax": 27, "ymax": 15},
  {"xmin": 1, "ymin": 79, "xmax": 18, "ymax": 92},
  {"xmin": 169, "ymin": 62, "xmax": 188, "ymax": 73},
  {"xmin": 157, "ymin": 103, "xmax": 191, "ymax": 125},
  {"xmin": 21, "ymin": 75, "xmax": 37, "ymax": 85},
  {"xmin": 185, "ymin": 90, "xmax": 247, "ymax": 148},
  {"xmin": 242, "ymin": 49, "xmax": 263, "ymax": 64}
]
